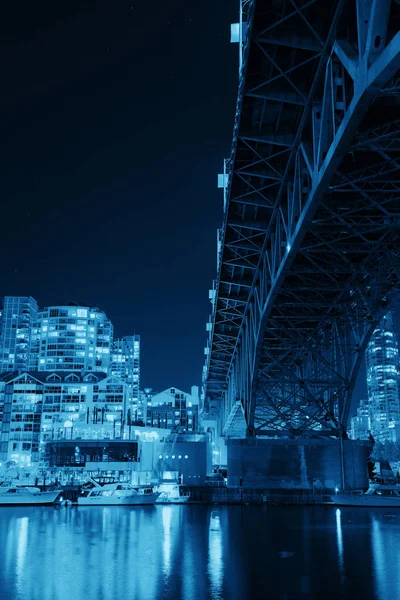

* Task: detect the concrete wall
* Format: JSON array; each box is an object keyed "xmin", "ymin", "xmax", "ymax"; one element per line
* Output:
[
  {"xmin": 153, "ymin": 439, "xmax": 209, "ymax": 486},
  {"xmin": 227, "ymin": 438, "xmax": 371, "ymax": 490}
]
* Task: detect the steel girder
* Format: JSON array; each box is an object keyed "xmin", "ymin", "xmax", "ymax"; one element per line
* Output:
[{"xmin": 205, "ymin": 0, "xmax": 400, "ymax": 438}]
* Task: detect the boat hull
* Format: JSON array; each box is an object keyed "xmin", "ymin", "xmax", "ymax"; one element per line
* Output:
[
  {"xmin": 77, "ymin": 493, "xmax": 159, "ymax": 506},
  {"xmin": 331, "ymin": 494, "xmax": 400, "ymax": 507},
  {"xmin": 0, "ymin": 492, "xmax": 60, "ymax": 506},
  {"xmin": 156, "ymin": 496, "xmax": 190, "ymax": 504}
]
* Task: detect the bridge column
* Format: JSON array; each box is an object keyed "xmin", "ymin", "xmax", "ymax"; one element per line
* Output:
[{"xmin": 227, "ymin": 438, "xmax": 371, "ymax": 491}]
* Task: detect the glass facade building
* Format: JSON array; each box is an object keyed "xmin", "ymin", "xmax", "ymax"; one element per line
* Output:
[
  {"xmin": 45, "ymin": 440, "xmax": 139, "ymax": 467},
  {"xmin": 29, "ymin": 303, "xmax": 113, "ymax": 373},
  {"xmin": 0, "ymin": 296, "xmax": 38, "ymax": 371},
  {"xmin": 111, "ymin": 335, "xmax": 141, "ymax": 418},
  {"xmin": 365, "ymin": 311, "xmax": 400, "ymax": 442}
]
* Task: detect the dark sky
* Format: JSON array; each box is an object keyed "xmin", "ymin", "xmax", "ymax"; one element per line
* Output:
[{"xmin": 0, "ymin": 0, "xmax": 239, "ymax": 391}]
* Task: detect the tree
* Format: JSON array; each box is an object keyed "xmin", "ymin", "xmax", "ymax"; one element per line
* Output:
[{"xmin": 371, "ymin": 440, "xmax": 400, "ymax": 463}]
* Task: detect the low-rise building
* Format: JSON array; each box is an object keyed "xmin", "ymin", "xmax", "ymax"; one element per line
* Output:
[
  {"xmin": 42, "ymin": 432, "xmax": 210, "ymax": 486},
  {"xmin": 154, "ymin": 432, "xmax": 210, "ymax": 486},
  {"xmin": 0, "ymin": 370, "xmax": 130, "ymax": 466},
  {"xmin": 145, "ymin": 386, "xmax": 200, "ymax": 432},
  {"xmin": 0, "ymin": 373, "xmax": 209, "ymax": 485}
]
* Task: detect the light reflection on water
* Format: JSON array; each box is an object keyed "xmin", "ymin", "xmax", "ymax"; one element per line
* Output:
[
  {"xmin": 161, "ymin": 505, "xmax": 173, "ymax": 578},
  {"xmin": 371, "ymin": 515, "xmax": 400, "ymax": 599},
  {"xmin": 335, "ymin": 508, "xmax": 344, "ymax": 577},
  {"xmin": 0, "ymin": 506, "xmax": 400, "ymax": 599},
  {"xmin": 208, "ymin": 511, "xmax": 223, "ymax": 598}
]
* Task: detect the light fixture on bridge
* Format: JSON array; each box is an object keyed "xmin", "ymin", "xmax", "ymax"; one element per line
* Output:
[
  {"xmin": 218, "ymin": 162, "xmax": 229, "ymax": 212},
  {"xmin": 217, "ymin": 173, "xmax": 227, "ymax": 188},
  {"xmin": 230, "ymin": 3, "xmax": 248, "ymax": 72}
]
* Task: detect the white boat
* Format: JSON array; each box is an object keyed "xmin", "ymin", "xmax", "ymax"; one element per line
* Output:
[
  {"xmin": 331, "ymin": 484, "xmax": 400, "ymax": 507},
  {"xmin": 0, "ymin": 485, "xmax": 60, "ymax": 506},
  {"xmin": 78, "ymin": 479, "xmax": 160, "ymax": 506},
  {"xmin": 156, "ymin": 481, "xmax": 190, "ymax": 504}
]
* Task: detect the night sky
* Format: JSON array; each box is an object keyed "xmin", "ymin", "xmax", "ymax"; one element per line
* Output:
[
  {"xmin": 1, "ymin": 1, "xmax": 398, "ymax": 410},
  {"xmin": 0, "ymin": 0, "xmax": 239, "ymax": 392}
]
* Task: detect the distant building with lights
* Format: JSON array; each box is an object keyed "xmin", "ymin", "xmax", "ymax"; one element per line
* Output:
[
  {"xmin": 44, "ymin": 432, "xmax": 210, "ymax": 487},
  {"xmin": 146, "ymin": 386, "xmax": 200, "ymax": 432},
  {"xmin": 139, "ymin": 387, "xmax": 155, "ymax": 424},
  {"xmin": 0, "ymin": 296, "xmax": 38, "ymax": 371},
  {"xmin": 365, "ymin": 311, "xmax": 400, "ymax": 442},
  {"xmin": 0, "ymin": 371, "xmax": 209, "ymax": 484},
  {"xmin": 350, "ymin": 399, "xmax": 371, "ymax": 440},
  {"xmin": 111, "ymin": 335, "xmax": 141, "ymax": 419},
  {"xmin": 29, "ymin": 303, "xmax": 113, "ymax": 374},
  {"xmin": 0, "ymin": 296, "xmax": 211, "ymax": 482}
]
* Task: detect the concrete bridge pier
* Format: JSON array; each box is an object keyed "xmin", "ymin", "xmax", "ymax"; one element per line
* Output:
[{"xmin": 227, "ymin": 438, "xmax": 371, "ymax": 491}]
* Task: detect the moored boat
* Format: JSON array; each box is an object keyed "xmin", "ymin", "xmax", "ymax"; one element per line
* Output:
[
  {"xmin": 0, "ymin": 485, "xmax": 60, "ymax": 506},
  {"xmin": 156, "ymin": 481, "xmax": 190, "ymax": 504},
  {"xmin": 331, "ymin": 484, "xmax": 400, "ymax": 507},
  {"xmin": 77, "ymin": 479, "xmax": 160, "ymax": 506}
]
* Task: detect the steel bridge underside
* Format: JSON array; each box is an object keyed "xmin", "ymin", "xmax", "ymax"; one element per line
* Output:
[{"xmin": 205, "ymin": 0, "xmax": 400, "ymax": 438}]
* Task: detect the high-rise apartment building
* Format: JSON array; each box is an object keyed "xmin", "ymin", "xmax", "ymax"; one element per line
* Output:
[
  {"xmin": 365, "ymin": 311, "xmax": 400, "ymax": 442},
  {"xmin": 0, "ymin": 296, "xmax": 38, "ymax": 371},
  {"xmin": 111, "ymin": 335, "xmax": 141, "ymax": 418},
  {"xmin": 29, "ymin": 303, "xmax": 113, "ymax": 374}
]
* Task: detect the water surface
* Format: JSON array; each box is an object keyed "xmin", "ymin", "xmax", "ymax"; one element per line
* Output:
[{"xmin": 0, "ymin": 504, "xmax": 399, "ymax": 599}]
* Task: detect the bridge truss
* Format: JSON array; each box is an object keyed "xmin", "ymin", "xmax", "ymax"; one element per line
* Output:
[{"xmin": 205, "ymin": 0, "xmax": 400, "ymax": 438}]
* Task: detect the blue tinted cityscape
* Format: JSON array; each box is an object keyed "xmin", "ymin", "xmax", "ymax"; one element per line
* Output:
[
  {"xmin": 0, "ymin": 297, "xmax": 203, "ymax": 478},
  {"xmin": 1, "ymin": 0, "xmax": 400, "ymax": 599},
  {"xmin": 0, "ymin": 296, "xmax": 399, "ymax": 476}
]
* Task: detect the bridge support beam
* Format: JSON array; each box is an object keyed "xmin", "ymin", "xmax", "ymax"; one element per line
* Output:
[
  {"xmin": 205, "ymin": 0, "xmax": 400, "ymax": 439},
  {"xmin": 223, "ymin": 400, "xmax": 247, "ymax": 438}
]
